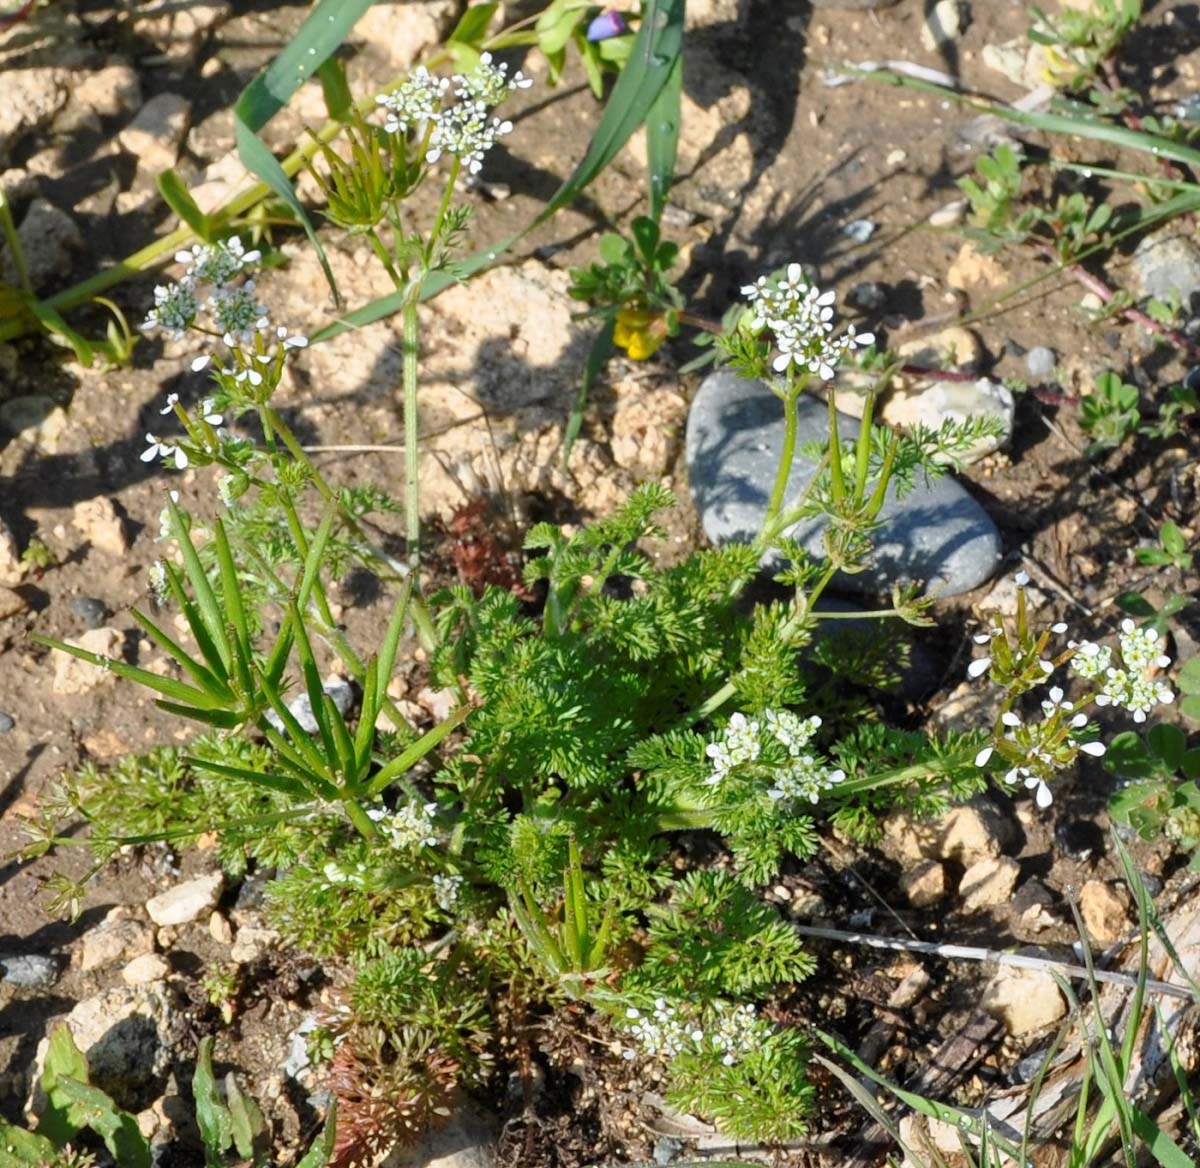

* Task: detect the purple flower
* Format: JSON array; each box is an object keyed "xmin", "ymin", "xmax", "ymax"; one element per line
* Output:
[{"xmin": 586, "ymin": 8, "xmax": 628, "ymax": 41}]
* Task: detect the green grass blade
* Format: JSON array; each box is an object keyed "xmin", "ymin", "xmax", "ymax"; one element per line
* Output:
[
  {"xmin": 185, "ymin": 757, "xmax": 311, "ymax": 801},
  {"xmin": 645, "ymin": 50, "xmax": 682, "ymax": 220},
  {"xmin": 288, "ymin": 601, "xmax": 340, "ymax": 770},
  {"xmin": 129, "ymin": 608, "xmax": 227, "ymax": 696},
  {"xmin": 167, "ymin": 494, "xmax": 232, "ymax": 674},
  {"xmin": 233, "ymin": 0, "xmax": 376, "ymax": 302},
  {"xmin": 854, "ymin": 67, "xmax": 1200, "ymax": 171},
  {"xmin": 1128, "ymin": 1105, "xmax": 1194, "ymax": 1168},
  {"xmin": 309, "ymin": 0, "xmax": 686, "ymax": 344},
  {"xmin": 367, "ymin": 703, "xmax": 472, "ymax": 794},
  {"xmin": 153, "ymin": 701, "xmax": 242, "ymax": 729},
  {"xmin": 157, "ymin": 169, "xmax": 213, "ymax": 240},
  {"xmin": 257, "ymin": 670, "xmax": 334, "ymax": 784},
  {"xmin": 213, "ymin": 519, "xmax": 254, "ymax": 695},
  {"xmin": 29, "ymin": 632, "xmax": 228, "ymax": 710}
]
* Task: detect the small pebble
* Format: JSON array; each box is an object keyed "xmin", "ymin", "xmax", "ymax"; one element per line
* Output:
[
  {"xmin": 653, "ymin": 1137, "xmax": 683, "ymax": 1165},
  {"xmin": 848, "ymin": 280, "xmax": 888, "ymax": 312},
  {"xmin": 843, "ymin": 218, "xmax": 876, "ymax": 243},
  {"xmin": 1, "ymin": 954, "xmax": 59, "ymax": 988},
  {"xmin": 929, "ymin": 199, "xmax": 967, "ymax": 228},
  {"xmin": 70, "ymin": 596, "xmax": 108, "ymax": 629},
  {"xmin": 1184, "ymin": 366, "xmax": 1200, "ymax": 391},
  {"xmin": 0, "ymin": 711, "xmax": 13, "ymax": 733},
  {"xmin": 1025, "ymin": 346, "xmax": 1056, "ymax": 379}
]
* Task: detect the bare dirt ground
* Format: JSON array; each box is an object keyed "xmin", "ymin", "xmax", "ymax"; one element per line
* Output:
[{"xmin": 1, "ymin": 0, "xmax": 1199, "ymax": 1164}]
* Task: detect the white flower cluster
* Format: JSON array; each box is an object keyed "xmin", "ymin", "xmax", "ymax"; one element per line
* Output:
[
  {"xmin": 143, "ymin": 236, "xmax": 263, "ymax": 340},
  {"xmin": 705, "ymin": 709, "xmax": 844, "ymax": 804},
  {"xmin": 622, "ymin": 998, "xmax": 701, "ymax": 1060},
  {"xmin": 975, "ymin": 687, "xmax": 1106, "ymax": 809},
  {"xmin": 377, "ymin": 66, "xmax": 449, "ymax": 134},
  {"xmin": 706, "ymin": 1001, "xmax": 767, "ymax": 1067},
  {"xmin": 432, "ymin": 872, "xmax": 463, "ymax": 911},
  {"xmin": 765, "ymin": 709, "xmax": 822, "ymax": 755},
  {"xmin": 376, "ymin": 52, "xmax": 531, "ymax": 175},
  {"xmin": 369, "ymin": 800, "xmax": 439, "ymax": 851},
  {"xmin": 1071, "ymin": 619, "xmax": 1174, "ymax": 724},
  {"xmin": 768, "ymin": 754, "xmax": 846, "ymax": 805},
  {"xmin": 140, "ymin": 236, "xmax": 309, "ymax": 471},
  {"xmin": 741, "ymin": 263, "xmax": 873, "ymax": 380},
  {"xmin": 705, "ymin": 712, "xmax": 761, "ymax": 785},
  {"xmin": 622, "ymin": 999, "xmax": 765, "ymax": 1068}
]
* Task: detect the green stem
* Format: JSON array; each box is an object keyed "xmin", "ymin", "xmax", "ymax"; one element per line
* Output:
[
  {"xmin": 402, "ymin": 293, "xmax": 421, "ymax": 570},
  {"xmin": 426, "ymin": 158, "xmax": 461, "ymax": 266},
  {"xmin": 827, "ymin": 388, "xmax": 847, "ymax": 505},
  {"xmin": 365, "ymin": 226, "xmax": 402, "ymax": 287},
  {"xmin": 760, "ymin": 383, "xmax": 802, "ymax": 543},
  {"xmin": 342, "ymin": 797, "xmax": 379, "ymax": 842},
  {"xmin": 0, "ymin": 187, "xmax": 31, "ymax": 295},
  {"xmin": 263, "ymin": 403, "xmax": 438, "ymax": 648}
]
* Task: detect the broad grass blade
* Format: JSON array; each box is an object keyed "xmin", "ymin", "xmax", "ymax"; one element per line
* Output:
[{"xmin": 234, "ymin": 0, "xmax": 376, "ymax": 302}]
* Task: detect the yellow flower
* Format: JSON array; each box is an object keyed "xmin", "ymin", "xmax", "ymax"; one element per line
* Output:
[{"xmin": 614, "ymin": 307, "xmax": 665, "ymax": 361}]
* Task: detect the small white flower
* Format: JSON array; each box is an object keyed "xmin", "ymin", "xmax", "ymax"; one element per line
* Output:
[
  {"xmin": 974, "ymin": 746, "xmax": 994, "ymax": 767},
  {"xmin": 432, "ymin": 872, "xmax": 463, "ymax": 911},
  {"xmin": 199, "ymin": 398, "xmax": 223, "ymax": 426},
  {"xmin": 159, "ymin": 393, "xmax": 180, "ymax": 415},
  {"xmin": 377, "ymin": 66, "xmax": 450, "ymax": 134},
  {"xmin": 143, "ymin": 282, "xmax": 198, "ymax": 338},
  {"xmin": 175, "ymin": 236, "xmax": 261, "ymax": 286},
  {"xmin": 967, "ymin": 657, "xmax": 991, "ymax": 679},
  {"xmin": 141, "ymin": 433, "xmax": 188, "ymax": 469}
]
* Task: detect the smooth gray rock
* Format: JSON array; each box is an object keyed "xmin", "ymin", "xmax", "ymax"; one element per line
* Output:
[
  {"xmin": 265, "ymin": 677, "xmax": 354, "ymax": 735},
  {"xmin": 686, "ymin": 371, "xmax": 1002, "ymax": 598},
  {"xmin": 1132, "ymin": 232, "xmax": 1200, "ymax": 310},
  {"xmin": 1024, "ymin": 345, "xmax": 1056, "ymax": 379},
  {"xmin": 1, "ymin": 954, "xmax": 58, "ymax": 988}
]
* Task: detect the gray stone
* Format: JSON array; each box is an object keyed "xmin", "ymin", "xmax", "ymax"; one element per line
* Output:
[
  {"xmin": 380, "ymin": 1100, "xmax": 498, "ymax": 1168},
  {"xmin": 72, "ymin": 62, "xmax": 141, "ymax": 119},
  {"xmin": 117, "ymin": 93, "xmax": 192, "ymax": 177},
  {"xmin": 0, "ymin": 515, "xmax": 22, "ymax": 586},
  {"xmin": 653, "ymin": 1136, "xmax": 684, "ymax": 1165},
  {"xmin": 71, "ymin": 596, "xmax": 108, "ymax": 629},
  {"xmin": 847, "ymin": 281, "xmax": 887, "ymax": 312},
  {"xmin": 81, "ymin": 912, "xmax": 156, "ymax": 972},
  {"xmin": 0, "ymin": 199, "xmax": 84, "ymax": 290},
  {"xmin": 843, "ymin": 218, "xmax": 876, "ymax": 243},
  {"xmin": 266, "ymin": 677, "xmax": 354, "ymax": 735},
  {"xmin": 1024, "ymin": 345, "xmax": 1056, "ymax": 379},
  {"xmin": 686, "ymin": 372, "xmax": 1003, "ymax": 597},
  {"xmin": 0, "ymin": 712, "xmax": 13, "ymax": 733},
  {"xmin": 0, "ymin": 70, "xmax": 65, "ymax": 165},
  {"xmin": 1, "ymin": 954, "xmax": 58, "ymax": 988},
  {"xmin": 33, "ymin": 987, "xmax": 175, "ymax": 1104},
  {"xmin": 1132, "ymin": 232, "xmax": 1200, "ymax": 310}
]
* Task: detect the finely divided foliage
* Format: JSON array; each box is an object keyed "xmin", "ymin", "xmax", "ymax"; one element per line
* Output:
[{"xmin": 25, "ymin": 6, "xmax": 1192, "ymax": 1162}]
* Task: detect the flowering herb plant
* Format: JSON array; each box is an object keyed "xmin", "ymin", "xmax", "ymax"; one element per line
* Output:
[{"xmin": 23, "ymin": 46, "xmax": 1189, "ymax": 1168}]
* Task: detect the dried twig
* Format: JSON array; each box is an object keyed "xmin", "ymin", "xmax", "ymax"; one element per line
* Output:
[{"xmin": 792, "ymin": 923, "xmax": 1197, "ymax": 1000}]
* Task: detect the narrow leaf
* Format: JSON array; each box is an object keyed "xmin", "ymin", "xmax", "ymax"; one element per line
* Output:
[
  {"xmin": 645, "ymin": 52, "xmax": 682, "ymax": 220},
  {"xmin": 158, "ymin": 169, "xmax": 212, "ymax": 239},
  {"xmin": 233, "ymin": 0, "xmax": 377, "ymax": 301},
  {"xmin": 193, "ymin": 1037, "xmax": 234, "ymax": 1163}
]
